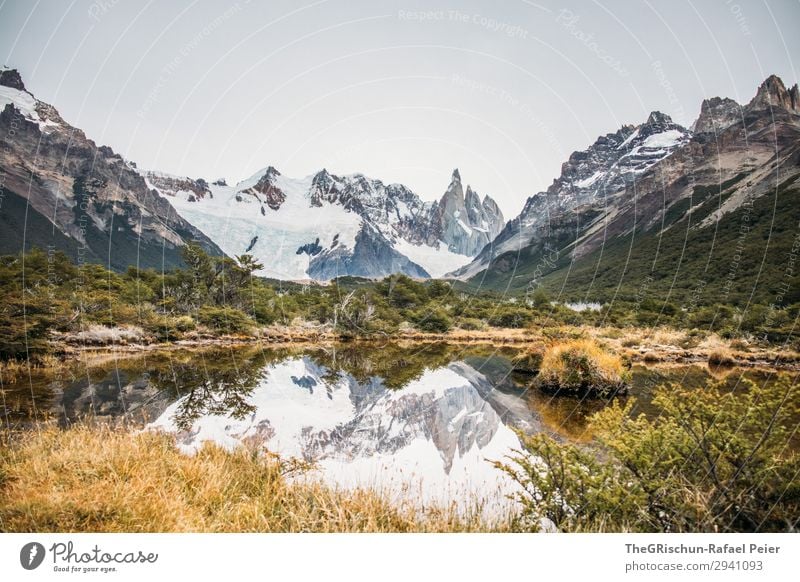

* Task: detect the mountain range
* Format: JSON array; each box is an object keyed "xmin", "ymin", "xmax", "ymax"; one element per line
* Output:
[
  {"xmin": 145, "ymin": 166, "xmax": 503, "ymax": 279},
  {"xmin": 0, "ymin": 66, "xmax": 504, "ymax": 279},
  {"xmin": 1, "ymin": 66, "xmax": 798, "ymax": 304},
  {"xmin": 456, "ymin": 74, "xmax": 800, "ymax": 306}
]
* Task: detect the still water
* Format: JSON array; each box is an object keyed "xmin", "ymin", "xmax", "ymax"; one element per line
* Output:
[{"xmin": 0, "ymin": 342, "xmax": 788, "ymax": 513}]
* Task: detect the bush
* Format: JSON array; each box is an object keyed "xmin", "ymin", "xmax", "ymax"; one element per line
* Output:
[
  {"xmin": 411, "ymin": 307, "xmax": 453, "ymax": 333},
  {"xmin": 487, "ymin": 306, "xmax": 532, "ymax": 328},
  {"xmin": 512, "ymin": 347, "xmax": 543, "ymax": 374},
  {"xmin": 535, "ymin": 339, "xmax": 628, "ymax": 397},
  {"xmin": 456, "ymin": 317, "xmax": 485, "ymax": 331},
  {"xmin": 174, "ymin": 315, "xmax": 196, "ymax": 332},
  {"xmin": 498, "ymin": 375, "xmax": 800, "ymax": 532},
  {"xmin": 0, "ymin": 293, "xmax": 54, "ymax": 360},
  {"xmin": 71, "ymin": 324, "xmax": 145, "ymax": 345},
  {"xmin": 196, "ymin": 306, "xmax": 253, "ymax": 334}
]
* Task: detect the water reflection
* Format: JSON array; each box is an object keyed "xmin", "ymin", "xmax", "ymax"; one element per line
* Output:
[
  {"xmin": 2, "ymin": 343, "xmax": 795, "ymax": 511},
  {"xmin": 148, "ymin": 354, "xmax": 525, "ymax": 512}
]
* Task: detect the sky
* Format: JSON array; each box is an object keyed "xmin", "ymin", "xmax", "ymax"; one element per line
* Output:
[{"xmin": 1, "ymin": 0, "xmax": 798, "ymax": 217}]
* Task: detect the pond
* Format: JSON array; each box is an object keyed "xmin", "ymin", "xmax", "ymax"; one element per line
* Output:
[{"xmin": 0, "ymin": 342, "xmax": 792, "ymax": 514}]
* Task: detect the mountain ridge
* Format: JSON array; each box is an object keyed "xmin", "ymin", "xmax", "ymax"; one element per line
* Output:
[
  {"xmin": 0, "ymin": 67, "xmax": 223, "ymax": 271},
  {"xmin": 146, "ymin": 164, "xmax": 504, "ymax": 280},
  {"xmin": 452, "ymin": 74, "xmax": 800, "ymax": 307}
]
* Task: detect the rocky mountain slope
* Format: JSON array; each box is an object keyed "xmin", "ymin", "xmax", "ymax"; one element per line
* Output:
[
  {"xmin": 149, "ymin": 166, "xmax": 504, "ymax": 280},
  {"xmin": 0, "ymin": 68, "xmax": 223, "ymax": 271},
  {"xmin": 453, "ymin": 75, "xmax": 800, "ymax": 306}
]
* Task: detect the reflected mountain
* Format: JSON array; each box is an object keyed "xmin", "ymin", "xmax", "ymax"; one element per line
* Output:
[{"xmin": 149, "ymin": 355, "xmax": 525, "ymax": 513}]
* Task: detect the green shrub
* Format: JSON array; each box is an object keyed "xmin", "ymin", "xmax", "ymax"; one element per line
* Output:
[
  {"xmin": 499, "ymin": 375, "xmax": 800, "ymax": 532},
  {"xmin": 174, "ymin": 316, "xmax": 196, "ymax": 332},
  {"xmin": 487, "ymin": 306, "xmax": 532, "ymax": 328},
  {"xmin": 456, "ymin": 317, "xmax": 485, "ymax": 331},
  {"xmin": 197, "ymin": 306, "xmax": 253, "ymax": 334},
  {"xmin": 411, "ymin": 308, "xmax": 452, "ymax": 333}
]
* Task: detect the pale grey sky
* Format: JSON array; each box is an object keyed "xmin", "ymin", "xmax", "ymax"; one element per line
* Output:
[{"xmin": 1, "ymin": 0, "xmax": 798, "ymax": 216}]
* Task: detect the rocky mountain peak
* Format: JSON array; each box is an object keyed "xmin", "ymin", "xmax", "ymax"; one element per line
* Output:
[
  {"xmin": 241, "ymin": 166, "xmax": 285, "ymax": 211},
  {"xmin": 692, "ymin": 97, "xmax": 742, "ymax": 134},
  {"xmin": 441, "ymin": 169, "xmax": 465, "ymax": 205},
  {"xmin": 748, "ymin": 74, "xmax": 799, "ymax": 112},
  {"xmin": 639, "ymin": 111, "xmax": 688, "ymax": 139},
  {"xmin": 433, "ymin": 171, "xmax": 504, "ymax": 256},
  {"xmin": 0, "ymin": 68, "xmax": 25, "ymax": 91},
  {"xmin": 644, "ymin": 110, "xmax": 673, "ymax": 127}
]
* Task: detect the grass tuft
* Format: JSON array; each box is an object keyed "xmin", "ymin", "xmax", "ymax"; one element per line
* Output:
[
  {"xmin": 0, "ymin": 425, "xmax": 504, "ymax": 532},
  {"xmin": 535, "ymin": 339, "xmax": 628, "ymax": 397}
]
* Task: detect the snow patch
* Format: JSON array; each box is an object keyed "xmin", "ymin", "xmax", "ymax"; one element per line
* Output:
[
  {"xmin": 617, "ymin": 128, "xmax": 640, "ymax": 149},
  {"xmin": 0, "ymin": 85, "xmax": 60, "ymax": 131},
  {"xmin": 574, "ymin": 171, "xmax": 604, "ymax": 189},
  {"xmin": 642, "ymin": 129, "xmax": 686, "ymax": 149}
]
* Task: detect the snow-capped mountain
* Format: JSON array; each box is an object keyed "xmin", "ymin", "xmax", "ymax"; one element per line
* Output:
[
  {"xmin": 0, "ymin": 66, "xmax": 504, "ymax": 280},
  {"xmin": 450, "ymin": 75, "xmax": 800, "ymax": 287},
  {"xmin": 0, "ymin": 68, "xmax": 223, "ymax": 270},
  {"xmin": 148, "ymin": 356, "xmax": 523, "ymax": 515},
  {"xmin": 148, "ymin": 165, "xmax": 504, "ymax": 280},
  {"xmin": 450, "ymin": 110, "xmax": 692, "ymax": 280}
]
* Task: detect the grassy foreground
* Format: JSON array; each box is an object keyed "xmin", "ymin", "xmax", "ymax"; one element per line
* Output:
[{"xmin": 0, "ymin": 426, "xmax": 502, "ymax": 533}]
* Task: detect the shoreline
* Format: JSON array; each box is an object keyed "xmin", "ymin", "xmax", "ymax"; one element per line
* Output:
[{"xmin": 7, "ymin": 324, "xmax": 795, "ymax": 373}]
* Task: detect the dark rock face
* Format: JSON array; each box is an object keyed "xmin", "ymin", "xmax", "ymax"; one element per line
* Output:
[
  {"xmin": 747, "ymin": 74, "xmax": 800, "ymax": 113},
  {"xmin": 0, "ymin": 68, "xmax": 25, "ymax": 90},
  {"xmin": 692, "ymin": 97, "xmax": 742, "ymax": 134},
  {"xmin": 297, "ymin": 238, "xmax": 323, "ymax": 256},
  {"xmin": 0, "ymin": 70, "xmax": 223, "ymax": 270},
  {"xmin": 144, "ymin": 172, "xmax": 212, "ymax": 201},
  {"xmin": 239, "ymin": 166, "xmax": 285, "ymax": 210},
  {"xmin": 308, "ymin": 226, "xmax": 430, "ymax": 280}
]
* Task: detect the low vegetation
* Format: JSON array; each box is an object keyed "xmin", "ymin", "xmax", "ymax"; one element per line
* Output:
[
  {"xmin": 1, "ymin": 244, "xmax": 797, "ymax": 367},
  {"xmin": 534, "ymin": 339, "xmax": 629, "ymax": 397},
  {"xmin": 498, "ymin": 375, "xmax": 800, "ymax": 532},
  {"xmin": 0, "ymin": 425, "xmax": 500, "ymax": 533},
  {"xmin": 708, "ymin": 347, "xmax": 735, "ymax": 366}
]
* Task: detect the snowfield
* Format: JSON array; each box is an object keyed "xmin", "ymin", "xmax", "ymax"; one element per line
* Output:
[
  {"xmin": 151, "ymin": 165, "xmax": 494, "ymax": 281},
  {"xmin": 392, "ymin": 238, "xmax": 474, "ymax": 278},
  {"xmin": 0, "ymin": 84, "xmax": 61, "ymax": 131},
  {"xmin": 162, "ymin": 172, "xmax": 363, "ymax": 280}
]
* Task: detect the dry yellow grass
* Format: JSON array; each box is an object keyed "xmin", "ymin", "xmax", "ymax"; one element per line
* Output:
[
  {"xmin": 707, "ymin": 347, "xmax": 736, "ymax": 366},
  {"xmin": 0, "ymin": 425, "xmax": 505, "ymax": 533},
  {"xmin": 536, "ymin": 339, "xmax": 628, "ymax": 396},
  {"xmin": 0, "ymin": 354, "xmax": 64, "ymax": 384}
]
